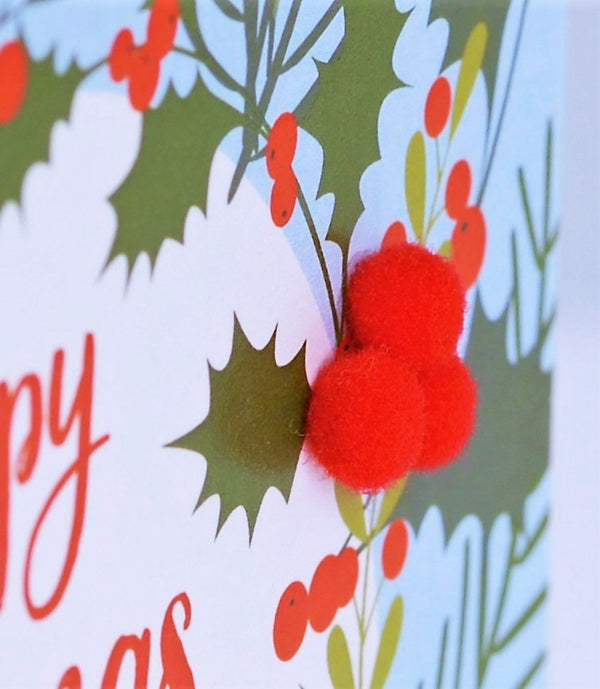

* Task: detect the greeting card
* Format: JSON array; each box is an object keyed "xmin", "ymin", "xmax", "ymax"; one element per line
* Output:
[{"xmin": 0, "ymin": 1, "xmax": 564, "ymax": 687}]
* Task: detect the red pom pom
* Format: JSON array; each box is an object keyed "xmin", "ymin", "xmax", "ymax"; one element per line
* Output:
[
  {"xmin": 306, "ymin": 349, "xmax": 425, "ymax": 492},
  {"xmin": 414, "ymin": 355, "xmax": 477, "ymax": 471},
  {"xmin": 346, "ymin": 244, "xmax": 466, "ymax": 368}
]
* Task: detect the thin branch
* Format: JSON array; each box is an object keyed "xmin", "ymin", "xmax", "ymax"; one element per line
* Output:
[
  {"xmin": 281, "ymin": 0, "xmax": 342, "ymax": 73},
  {"xmin": 514, "ymin": 653, "xmax": 545, "ymax": 689},
  {"xmin": 513, "ymin": 512, "xmax": 548, "ymax": 566},
  {"xmin": 454, "ymin": 540, "xmax": 471, "ymax": 689},
  {"xmin": 491, "ymin": 588, "xmax": 547, "ymax": 654}
]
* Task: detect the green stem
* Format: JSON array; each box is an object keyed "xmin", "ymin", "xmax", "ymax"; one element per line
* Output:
[
  {"xmin": 297, "ymin": 185, "xmax": 342, "ymax": 343},
  {"xmin": 511, "ymin": 232, "xmax": 522, "ymax": 360},
  {"xmin": 513, "ymin": 512, "xmax": 548, "ymax": 566},
  {"xmin": 491, "ymin": 588, "xmax": 547, "ymax": 655},
  {"xmin": 514, "ymin": 653, "xmax": 545, "ymax": 689},
  {"xmin": 454, "ymin": 540, "xmax": 471, "ymax": 689},
  {"xmin": 436, "ymin": 620, "xmax": 449, "ymax": 689},
  {"xmin": 477, "ymin": 535, "xmax": 488, "ymax": 686},
  {"xmin": 424, "ymin": 136, "xmax": 452, "ymax": 243},
  {"xmin": 364, "ymin": 576, "xmax": 385, "ymax": 635},
  {"xmin": 477, "ymin": 0, "xmax": 529, "ymax": 205}
]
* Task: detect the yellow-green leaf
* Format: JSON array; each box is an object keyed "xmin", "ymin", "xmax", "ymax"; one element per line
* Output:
[
  {"xmin": 328, "ymin": 625, "xmax": 355, "ymax": 689},
  {"xmin": 374, "ymin": 477, "xmax": 407, "ymax": 534},
  {"xmin": 335, "ymin": 481, "xmax": 368, "ymax": 543},
  {"xmin": 450, "ymin": 22, "xmax": 488, "ymax": 137},
  {"xmin": 405, "ymin": 132, "xmax": 426, "ymax": 242},
  {"xmin": 370, "ymin": 596, "xmax": 404, "ymax": 689},
  {"xmin": 438, "ymin": 240, "xmax": 453, "ymax": 259}
]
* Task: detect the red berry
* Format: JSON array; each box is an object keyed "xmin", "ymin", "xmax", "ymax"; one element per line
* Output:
[
  {"xmin": 308, "ymin": 555, "xmax": 339, "ymax": 632},
  {"xmin": 266, "ymin": 112, "xmax": 298, "ymax": 179},
  {"xmin": 128, "ymin": 45, "xmax": 160, "ymax": 111},
  {"xmin": 273, "ymin": 581, "xmax": 309, "ymax": 661},
  {"xmin": 414, "ymin": 355, "xmax": 477, "ymax": 471},
  {"xmin": 450, "ymin": 205, "xmax": 486, "ymax": 290},
  {"xmin": 109, "ymin": 29, "xmax": 135, "ymax": 82},
  {"xmin": 0, "ymin": 41, "xmax": 28, "ymax": 125},
  {"xmin": 425, "ymin": 77, "xmax": 451, "ymax": 138},
  {"xmin": 445, "ymin": 160, "xmax": 472, "ymax": 220},
  {"xmin": 306, "ymin": 348, "xmax": 425, "ymax": 492},
  {"xmin": 147, "ymin": 0, "xmax": 180, "ymax": 59},
  {"xmin": 346, "ymin": 244, "xmax": 466, "ymax": 368},
  {"xmin": 382, "ymin": 519, "xmax": 409, "ymax": 580},
  {"xmin": 381, "ymin": 221, "xmax": 407, "ymax": 250},
  {"xmin": 336, "ymin": 548, "xmax": 359, "ymax": 608},
  {"xmin": 270, "ymin": 167, "xmax": 298, "ymax": 227}
]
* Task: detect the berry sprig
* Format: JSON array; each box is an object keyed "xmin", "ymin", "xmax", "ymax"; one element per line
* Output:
[
  {"xmin": 266, "ymin": 112, "xmax": 299, "ymax": 227},
  {"xmin": 0, "ymin": 40, "xmax": 28, "ymax": 125},
  {"xmin": 391, "ymin": 73, "xmax": 487, "ymax": 292},
  {"xmin": 274, "ymin": 504, "xmax": 411, "ymax": 689},
  {"xmin": 273, "ymin": 547, "xmax": 359, "ymax": 661},
  {"xmin": 306, "ymin": 242, "xmax": 477, "ymax": 492},
  {"xmin": 109, "ymin": 0, "xmax": 180, "ymax": 112}
]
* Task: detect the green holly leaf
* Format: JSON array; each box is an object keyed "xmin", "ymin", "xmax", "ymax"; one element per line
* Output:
[
  {"xmin": 170, "ymin": 317, "xmax": 310, "ymax": 541},
  {"xmin": 397, "ymin": 296, "xmax": 551, "ymax": 535},
  {"xmin": 0, "ymin": 55, "xmax": 83, "ymax": 207},
  {"xmin": 299, "ymin": 0, "xmax": 409, "ymax": 256},
  {"xmin": 108, "ymin": 81, "xmax": 242, "ymax": 272},
  {"xmin": 429, "ymin": 0, "xmax": 511, "ymax": 111}
]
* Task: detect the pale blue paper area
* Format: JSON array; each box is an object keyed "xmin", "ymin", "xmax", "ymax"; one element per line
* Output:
[{"xmin": 0, "ymin": 0, "xmax": 562, "ymax": 685}]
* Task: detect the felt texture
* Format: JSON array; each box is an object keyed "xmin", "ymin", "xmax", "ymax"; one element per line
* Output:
[
  {"xmin": 415, "ymin": 355, "xmax": 477, "ymax": 471},
  {"xmin": 306, "ymin": 348, "xmax": 425, "ymax": 492},
  {"xmin": 346, "ymin": 244, "xmax": 465, "ymax": 368}
]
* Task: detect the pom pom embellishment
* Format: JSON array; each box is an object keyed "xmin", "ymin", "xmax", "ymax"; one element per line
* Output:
[{"xmin": 306, "ymin": 242, "xmax": 478, "ymax": 492}]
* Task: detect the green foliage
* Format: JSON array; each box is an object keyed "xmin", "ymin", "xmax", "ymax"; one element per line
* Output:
[
  {"xmin": 170, "ymin": 317, "xmax": 310, "ymax": 541},
  {"xmin": 334, "ymin": 481, "xmax": 368, "ymax": 543},
  {"xmin": 374, "ymin": 478, "xmax": 407, "ymax": 535},
  {"xmin": 397, "ymin": 297, "xmax": 551, "ymax": 535},
  {"xmin": 108, "ymin": 82, "xmax": 242, "ymax": 272},
  {"xmin": 300, "ymin": 0, "xmax": 409, "ymax": 256},
  {"xmin": 370, "ymin": 596, "xmax": 404, "ymax": 689},
  {"xmin": 328, "ymin": 625, "xmax": 355, "ymax": 689},
  {"xmin": 429, "ymin": 0, "xmax": 511, "ymax": 111},
  {"xmin": 450, "ymin": 23, "xmax": 488, "ymax": 137},
  {"xmin": 0, "ymin": 56, "xmax": 83, "ymax": 207},
  {"xmin": 405, "ymin": 132, "xmax": 426, "ymax": 242}
]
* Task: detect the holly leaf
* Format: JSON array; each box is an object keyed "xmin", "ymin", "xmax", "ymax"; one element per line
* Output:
[
  {"xmin": 299, "ymin": 0, "xmax": 409, "ymax": 256},
  {"xmin": 0, "ymin": 56, "xmax": 83, "ymax": 207},
  {"xmin": 170, "ymin": 317, "xmax": 310, "ymax": 541},
  {"xmin": 397, "ymin": 296, "xmax": 551, "ymax": 535},
  {"xmin": 108, "ymin": 81, "xmax": 242, "ymax": 272},
  {"xmin": 429, "ymin": 0, "xmax": 511, "ymax": 111}
]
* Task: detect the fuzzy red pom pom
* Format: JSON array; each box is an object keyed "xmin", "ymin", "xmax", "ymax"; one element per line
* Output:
[
  {"xmin": 346, "ymin": 244, "xmax": 466, "ymax": 368},
  {"xmin": 306, "ymin": 349, "xmax": 425, "ymax": 492},
  {"xmin": 414, "ymin": 355, "xmax": 477, "ymax": 471}
]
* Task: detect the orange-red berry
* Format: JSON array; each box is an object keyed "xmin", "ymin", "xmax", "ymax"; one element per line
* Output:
[
  {"xmin": 270, "ymin": 167, "xmax": 298, "ymax": 227},
  {"xmin": 381, "ymin": 221, "xmax": 407, "ymax": 250},
  {"xmin": 308, "ymin": 554, "xmax": 339, "ymax": 633},
  {"xmin": 273, "ymin": 581, "xmax": 309, "ymax": 661},
  {"xmin": 109, "ymin": 28, "xmax": 135, "ymax": 82},
  {"xmin": 425, "ymin": 76, "xmax": 451, "ymax": 138},
  {"xmin": 382, "ymin": 519, "xmax": 409, "ymax": 580},
  {"xmin": 450, "ymin": 205, "xmax": 486, "ymax": 290},
  {"xmin": 335, "ymin": 548, "xmax": 359, "ymax": 608},
  {"xmin": 147, "ymin": 0, "xmax": 180, "ymax": 59},
  {"xmin": 445, "ymin": 160, "xmax": 472, "ymax": 220},
  {"xmin": 0, "ymin": 41, "xmax": 28, "ymax": 125},
  {"xmin": 266, "ymin": 112, "xmax": 298, "ymax": 179},
  {"xmin": 128, "ymin": 45, "xmax": 160, "ymax": 111}
]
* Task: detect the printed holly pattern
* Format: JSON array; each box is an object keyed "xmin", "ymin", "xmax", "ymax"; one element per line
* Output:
[{"xmin": 274, "ymin": 481, "xmax": 410, "ymax": 689}]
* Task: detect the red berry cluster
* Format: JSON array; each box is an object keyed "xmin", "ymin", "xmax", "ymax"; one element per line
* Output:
[
  {"xmin": 109, "ymin": 0, "xmax": 180, "ymax": 112},
  {"xmin": 424, "ymin": 76, "xmax": 487, "ymax": 290},
  {"xmin": 306, "ymin": 243, "xmax": 477, "ymax": 492},
  {"xmin": 273, "ymin": 547, "xmax": 358, "ymax": 661},
  {"xmin": 0, "ymin": 41, "xmax": 28, "ymax": 125},
  {"xmin": 266, "ymin": 113, "xmax": 299, "ymax": 227}
]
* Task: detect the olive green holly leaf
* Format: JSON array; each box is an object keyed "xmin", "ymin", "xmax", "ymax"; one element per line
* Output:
[
  {"xmin": 0, "ymin": 56, "xmax": 83, "ymax": 207},
  {"xmin": 396, "ymin": 296, "xmax": 551, "ymax": 535},
  {"xmin": 170, "ymin": 317, "xmax": 310, "ymax": 541},
  {"xmin": 429, "ymin": 0, "xmax": 511, "ymax": 113},
  {"xmin": 108, "ymin": 81, "xmax": 242, "ymax": 273},
  {"xmin": 299, "ymin": 0, "xmax": 410, "ymax": 257}
]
